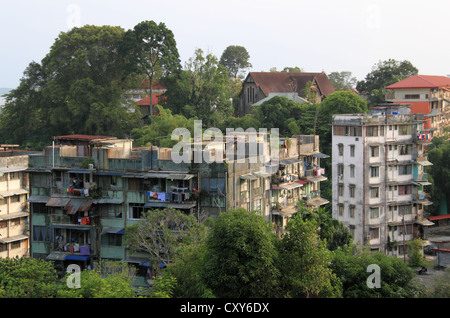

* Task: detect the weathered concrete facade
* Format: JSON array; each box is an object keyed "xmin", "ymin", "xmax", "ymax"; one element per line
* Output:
[{"xmin": 332, "ymin": 113, "xmax": 434, "ymax": 257}]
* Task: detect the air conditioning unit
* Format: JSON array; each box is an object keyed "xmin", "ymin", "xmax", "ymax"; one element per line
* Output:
[{"xmin": 88, "ymin": 163, "xmax": 94, "ymax": 169}]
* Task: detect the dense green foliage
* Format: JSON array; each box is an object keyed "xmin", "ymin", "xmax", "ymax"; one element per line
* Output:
[
  {"xmin": 331, "ymin": 245, "xmax": 424, "ymax": 298},
  {"xmin": 356, "ymin": 59, "xmax": 418, "ymax": 107},
  {"xmin": 200, "ymin": 208, "xmax": 281, "ymax": 298},
  {"xmin": 219, "ymin": 45, "xmax": 252, "ymax": 80},
  {"xmin": 425, "ymin": 135, "xmax": 450, "ymax": 215}
]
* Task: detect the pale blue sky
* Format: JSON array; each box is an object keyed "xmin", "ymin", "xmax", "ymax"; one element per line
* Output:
[{"xmin": 1, "ymin": 0, "xmax": 449, "ymax": 88}]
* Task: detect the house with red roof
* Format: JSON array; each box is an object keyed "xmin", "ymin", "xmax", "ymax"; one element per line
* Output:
[
  {"xmin": 125, "ymin": 78, "xmax": 167, "ymax": 118},
  {"xmin": 385, "ymin": 75, "xmax": 450, "ymax": 139},
  {"xmin": 238, "ymin": 72, "xmax": 335, "ymax": 116}
]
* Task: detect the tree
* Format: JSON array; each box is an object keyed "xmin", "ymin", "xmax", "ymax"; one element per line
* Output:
[
  {"xmin": 328, "ymin": 71, "xmax": 357, "ymax": 91},
  {"xmin": 162, "ymin": 49, "xmax": 235, "ymax": 127},
  {"xmin": 122, "ymin": 20, "xmax": 181, "ymax": 117},
  {"xmin": 56, "ymin": 260, "xmax": 136, "ymax": 298},
  {"xmin": 0, "ymin": 257, "xmax": 58, "ymax": 298},
  {"xmin": 124, "ymin": 208, "xmax": 199, "ymax": 278},
  {"xmin": 278, "ymin": 214, "xmax": 342, "ymax": 298},
  {"xmin": 219, "ymin": 45, "xmax": 252, "ymax": 80},
  {"xmin": 201, "ymin": 208, "xmax": 281, "ymax": 298},
  {"xmin": 166, "ymin": 220, "xmax": 214, "ymax": 298},
  {"xmin": 425, "ymin": 138, "xmax": 450, "ymax": 215},
  {"xmin": 281, "ymin": 66, "xmax": 304, "ymax": 73},
  {"xmin": 356, "ymin": 59, "xmax": 418, "ymax": 107},
  {"xmin": 0, "ymin": 25, "xmax": 139, "ymax": 148},
  {"xmin": 331, "ymin": 245, "xmax": 425, "ymax": 298},
  {"xmin": 295, "ymin": 202, "xmax": 353, "ymax": 251},
  {"xmin": 130, "ymin": 105, "xmax": 196, "ymax": 148}
]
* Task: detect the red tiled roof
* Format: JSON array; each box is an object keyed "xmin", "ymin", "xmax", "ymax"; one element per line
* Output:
[
  {"xmin": 247, "ymin": 72, "xmax": 335, "ymax": 98},
  {"xmin": 428, "ymin": 214, "xmax": 450, "ymax": 221},
  {"xmin": 138, "ymin": 79, "xmax": 166, "ymax": 91},
  {"xmin": 386, "ymin": 75, "xmax": 450, "ymax": 90},
  {"xmin": 53, "ymin": 135, "xmax": 116, "ymax": 141},
  {"xmin": 136, "ymin": 92, "xmax": 165, "ymax": 106}
]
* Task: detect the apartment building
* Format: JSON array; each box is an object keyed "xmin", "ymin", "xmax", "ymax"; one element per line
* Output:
[
  {"xmin": 332, "ymin": 113, "xmax": 434, "ymax": 257},
  {"xmin": 270, "ymin": 135, "xmax": 329, "ymax": 232},
  {"xmin": 0, "ymin": 146, "xmax": 31, "ymax": 259},
  {"xmin": 385, "ymin": 74, "xmax": 450, "ymax": 138}
]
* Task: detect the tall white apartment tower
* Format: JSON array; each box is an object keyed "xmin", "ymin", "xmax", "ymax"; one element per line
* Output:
[{"xmin": 332, "ymin": 113, "xmax": 434, "ymax": 257}]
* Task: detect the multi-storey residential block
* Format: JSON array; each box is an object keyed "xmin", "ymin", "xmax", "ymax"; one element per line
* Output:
[
  {"xmin": 332, "ymin": 113, "xmax": 434, "ymax": 257},
  {"xmin": 0, "ymin": 145, "xmax": 31, "ymax": 259},
  {"xmin": 385, "ymin": 74, "xmax": 450, "ymax": 138},
  {"xmin": 270, "ymin": 135, "xmax": 329, "ymax": 232}
]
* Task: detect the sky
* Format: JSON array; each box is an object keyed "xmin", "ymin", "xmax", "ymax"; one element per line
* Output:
[{"xmin": 1, "ymin": 0, "xmax": 449, "ymax": 88}]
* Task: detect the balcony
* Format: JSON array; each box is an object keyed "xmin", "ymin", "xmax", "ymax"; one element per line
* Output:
[{"xmin": 305, "ymin": 190, "xmax": 329, "ymax": 207}]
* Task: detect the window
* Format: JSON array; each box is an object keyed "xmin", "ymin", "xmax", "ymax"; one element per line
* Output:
[
  {"xmin": 370, "ymin": 166, "xmax": 379, "ymax": 177},
  {"xmin": 350, "ymin": 165, "xmax": 355, "ymax": 178},
  {"xmin": 369, "ymin": 227, "xmax": 380, "ymax": 239},
  {"xmin": 405, "ymin": 94, "xmax": 420, "ymax": 99},
  {"xmin": 338, "ymin": 144, "xmax": 343, "ymax": 156},
  {"xmin": 367, "ymin": 126, "xmax": 378, "ymax": 137},
  {"xmin": 398, "ymin": 144, "xmax": 412, "ymax": 155},
  {"xmin": 10, "ymin": 241, "xmax": 20, "ymax": 249},
  {"xmin": 370, "ymin": 207, "xmax": 380, "ymax": 218},
  {"xmin": 338, "ymin": 164, "xmax": 344, "ymax": 177},
  {"xmin": 370, "ymin": 187, "xmax": 379, "ymax": 198},
  {"xmin": 349, "ymin": 205, "xmax": 355, "ymax": 218},
  {"xmin": 399, "ymin": 125, "xmax": 412, "ymax": 135},
  {"xmin": 398, "ymin": 165, "xmax": 412, "ymax": 175},
  {"xmin": 101, "ymin": 233, "xmax": 122, "ymax": 246},
  {"xmin": 350, "ymin": 145, "xmax": 355, "ymax": 157},
  {"xmin": 33, "ymin": 226, "xmax": 53, "ymax": 242},
  {"xmin": 338, "ymin": 204, "xmax": 344, "ymax": 216},
  {"xmin": 247, "ymin": 86, "xmax": 255, "ymax": 103},
  {"xmin": 398, "ymin": 185, "xmax": 412, "ymax": 195},
  {"xmin": 338, "ymin": 184, "xmax": 344, "ymax": 197},
  {"xmin": 202, "ymin": 177, "xmax": 226, "ymax": 194},
  {"xmin": 349, "ymin": 185, "xmax": 355, "ymax": 198},
  {"xmin": 370, "ymin": 146, "xmax": 379, "ymax": 157},
  {"xmin": 398, "ymin": 205, "xmax": 412, "ymax": 215},
  {"xmin": 129, "ymin": 203, "xmax": 145, "ymax": 219}
]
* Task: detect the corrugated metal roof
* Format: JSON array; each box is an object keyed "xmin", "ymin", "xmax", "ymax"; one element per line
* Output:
[{"xmin": 65, "ymin": 198, "xmax": 93, "ymax": 215}]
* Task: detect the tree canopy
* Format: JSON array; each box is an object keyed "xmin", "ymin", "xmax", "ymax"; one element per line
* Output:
[
  {"xmin": 219, "ymin": 45, "xmax": 252, "ymax": 80},
  {"xmin": 356, "ymin": 59, "xmax": 418, "ymax": 107},
  {"xmin": 0, "ymin": 25, "xmax": 139, "ymax": 149}
]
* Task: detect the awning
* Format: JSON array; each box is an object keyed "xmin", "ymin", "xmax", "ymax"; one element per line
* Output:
[
  {"xmin": 65, "ymin": 255, "xmax": 91, "ymax": 261},
  {"xmin": 68, "ymin": 170, "xmax": 92, "ymax": 174},
  {"xmin": 415, "ymin": 219, "xmax": 435, "ymax": 226},
  {"xmin": 252, "ymin": 171, "xmax": 271, "ymax": 178},
  {"xmin": 94, "ymin": 171, "xmax": 124, "ymax": 176},
  {"xmin": 295, "ymin": 179, "xmax": 308, "ymax": 185},
  {"xmin": 313, "ymin": 153, "xmax": 330, "ymax": 159},
  {"xmin": 46, "ymin": 252, "xmax": 67, "ymax": 261},
  {"xmin": 306, "ymin": 197, "xmax": 330, "ymax": 207},
  {"xmin": 101, "ymin": 227, "xmax": 125, "ymax": 235},
  {"xmin": 279, "ymin": 182, "xmax": 303, "ymax": 190},
  {"xmin": 166, "ymin": 174, "xmax": 195, "ymax": 180},
  {"xmin": 144, "ymin": 201, "xmax": 167, "ymax": 208},
  {"xmin": 65, "ymin": 198, "xmax": 93, "ymax": 215},
  {"xmin": 0, "ymin": 188, "xmax": 28, "ymax": 198},
  {"xmin": 46, "ymin": 197, "xmax": 70, "ymax": 207},
  {"xmin": 93, "ymin": 198, "xmax": 123, "ymax": 204},
  {"xmin": 0, "ymin": 211, "xmax": 29, "ymax": 221},
  {"xmin": 169, "ymin": 202, "xmax": 197, "ymax": 209},
  {"xmin": 143, "ymin": 173, "xmax": 170, "ymax": 179},
  {"xmin": 0, "ymin": 234, "xmax": 28, "ymax": 244},
  {"xmin": 0, "ymin": 166, "xmax": 27, "ymax": 176},
  {"xmin": 26, "ymin": 195, "xmax": 50, "ymax": 203},
  {"xmin": 240, "ymin": 173, "xmax": 258, "ymax": 180},
  {"xmin": 416, "ymin": 160, "xmax": 433, "ymax": 166},
  {"xmin": 280, "ymin": 158, "xmax": 301, "ymax": 165},
  {"xmin": 48, "ymin": 224, "xmax": 91, "ymax": 231},
  {"xmin": 308, "ymin": 176, "xmax": 328, "ymax": 182}
]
